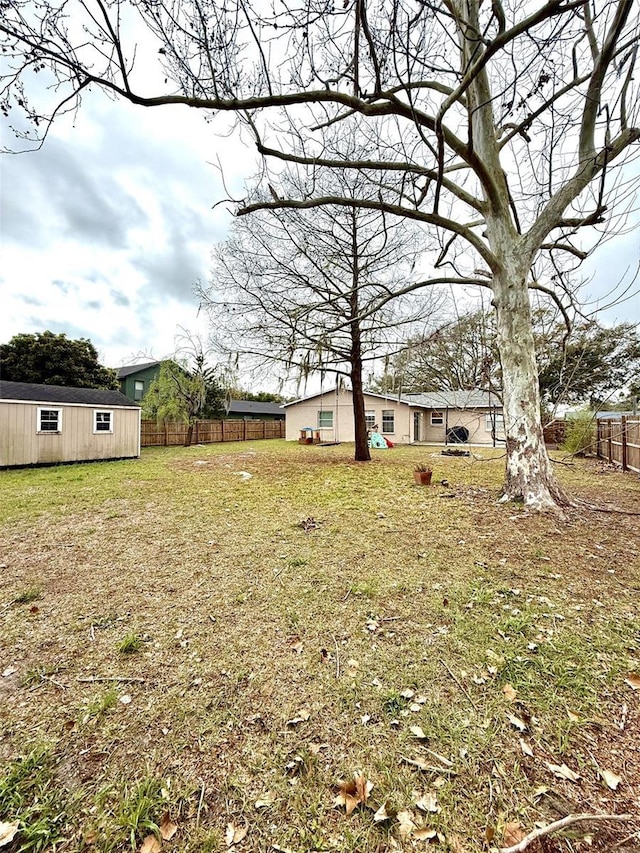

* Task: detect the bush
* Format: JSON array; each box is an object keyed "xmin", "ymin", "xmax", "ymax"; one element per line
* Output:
[{"xmin": 561, "ymin": 410, "xmax": 596, "ymax": 456}]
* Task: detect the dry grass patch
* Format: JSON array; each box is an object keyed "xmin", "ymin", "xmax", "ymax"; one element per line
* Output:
[{"xmin": 0, "ymin": 442, "xmax": 638, "ymax": 852}]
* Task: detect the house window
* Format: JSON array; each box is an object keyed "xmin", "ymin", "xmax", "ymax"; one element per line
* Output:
[
  {"xmin": 94, "ymin": 411, "xmax": 113, "ymax": 433},
  {"xmin": 37, "ymin": 408, "xmax": 62, "ymax": 433},
  {"xmin": 381, "ymin": 410, "xmax": 395, "ymax": 433},
  {"xmin": 134, "ymin": 380, "xmax": 144, "ymax": 401},
  {"xmin": 486, "ymin": 413, "xmax": 505, "ymax": 432},
  {"xmin": 318, "ymin": 410, "xmax": 333, "ymax": 428},
  {"xmin": 431, "ymin": 411, "xmax": 444, "ymax": 425},
  {"xmin": 365, "ymin": 410, "xmax": 376, "ymax": 430}
]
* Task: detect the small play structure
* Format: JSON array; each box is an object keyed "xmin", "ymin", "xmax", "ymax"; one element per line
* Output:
[
  {"xmin": 368, "ymin": 427, "xmax": 394, "ymax": 449},
  {"xmin": 298, "ymin": 427, "xmax": 341, "ymax": 447}
]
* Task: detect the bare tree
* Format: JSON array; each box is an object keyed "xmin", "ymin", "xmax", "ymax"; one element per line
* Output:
[
  {"xmin": 202, "ymin": 180, "xmax": 439, "ymax": 461},
  {"xmin": 2, "ymin": 0, "xmax": 639, "ymax": 507}
]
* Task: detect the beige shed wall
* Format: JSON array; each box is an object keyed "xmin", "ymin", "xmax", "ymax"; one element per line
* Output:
[
  {"xmin": 285, "ymin": 389, "xmax": 413, "ymax": 444},
  {"xmin": 0, "ymin": 401, "xmax": 141, "ymax": 467}
]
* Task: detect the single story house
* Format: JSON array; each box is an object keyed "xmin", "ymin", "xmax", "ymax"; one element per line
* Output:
[
  {"xmin": 0, "ymin": 380, "xmax": 141, "ymax": 467},
  {"xmin": 282, "ymin": 386, "xmax": 504, "ymax": 445},
  {"xmin": 117, "ymin": 361, "xmax": 161, "ymax": 401},
  {"xmin": 227, "ymin": 400, "xmax": 286, "ymax": 421}
]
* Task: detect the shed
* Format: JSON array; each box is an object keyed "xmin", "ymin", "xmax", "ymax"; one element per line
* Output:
[
  {"xmin": 282, "ymin": 386, "xmax": 504, "ymax": 445},
  {"xmin": 0, "ymin": 380, "xmax": 141, "ymax": 467}
]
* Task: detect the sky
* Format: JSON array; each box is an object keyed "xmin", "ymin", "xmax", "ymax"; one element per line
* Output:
[
  {"xmin": 1, "ymin": 90, "xmax": 258, "ymax": 371},
  {"xmin": 1, "ymin": 82, "xmax": 639, "ymax": 383}
]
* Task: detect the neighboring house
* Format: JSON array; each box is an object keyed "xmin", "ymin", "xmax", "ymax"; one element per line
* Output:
[
  {"xmin": 227, "ymin": 400, "xmax": 286, "ymax": 421},
  {"xmin": 283, "ymin": 386, "xmax": 504, "ymax": 445},
  {"xmin": 117, "ymin": 361, "xmax": 161, "ymax": 402},
  {"xmin": 0, "ymin": 380, "xmax": 141, "ymax": 467}
]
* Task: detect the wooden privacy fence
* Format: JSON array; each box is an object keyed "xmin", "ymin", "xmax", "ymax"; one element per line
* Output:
[
  {"xmin": 596, "ymin": 417, "xmax": 640, "ymax": 474},
  {"xmin": 141, "ymin": 419, "xmax": 285, "ymax": 447}
]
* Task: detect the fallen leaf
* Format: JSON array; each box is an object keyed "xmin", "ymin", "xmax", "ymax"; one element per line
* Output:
[
  {"xmin": 567, "ymin": 709, "xmax": 581, "ymax": 722},
  {"xmin": 485, "ymin": 826, "xmax": 495, "ymax": 843},
  {"xmin": 624, "ymin": 674, "xmax": 640, "ymax": 690},
  {"xmin": 347, "ymin": 659, "xmax": 359, "ymax": 675},
  {"xmin": 225, "ymin": 821, "xmax": 248, "ymax": 846},
  {"xmin": 532, "ymin": 785, "xmax": 549, "ymax": 799},
  {"xmin": 119, "ymin": 694, "xmax": 132, "ymax": 705},
  {"xmin": 400, "ymin": 688, "xmax": 415, "ymax": 699},
  {"xmin": 373, "ymin": 802, "xmax": 392, "ymax": 822},
  {"xmin": 546, "ymin": 762, "xmax": 580, "ymax": 782},
  {"xmin": 139, "ymin": 835, "xmax": 161, "ymax": 853},
  {"xmin": 519, "ymin": 738, "xmax": 534, "ymax": 757},
  {"xmin": 600, "ymin": 769, "xmax": 622, "ymax": 790},
  {"xmin": 0, "ymin": 822, "xmax": 19, "ymax": 847},
  {"xmin": 410, "ymin": 725, "xmax": 428, "ymax": 740},
  {"xmin": 415, "ymin": 791, "xmax": 440, "ymax": 813},
  {"xmin": 397, "ymin": 810, "xmax": 416, "ymax": 840},
  {"xmin": 414, "ymin": 828, "xmax": 437, "ymax": 841},
  {"xmin": 503, "ymin": 822, "xmax": 524, "ymax": 846},
  {"xmin": 255, "ymin": 791, "xmax": 276, "ymax": 808},
  {"xmin": 289, "ymin": 641, "xmax": 304, "ymax": 654},
  {"xmin": 502, "ymin": 683, "xmax": 517, "ymax": 702},
  {"xmin": 334, "ymin": 772, "xmax": 373, "ymax": 816},
  {"xmin": 285, "ymin": 709, "xmax": 310, "ymax": 726},
  {"xmin": 506, "ymin": 712, "xmax": 527, "ymax": 731},
  {"xmin": 1, "ymin": 667, "xmax": 17, "ymax": 678},
  {"xmin": 159, "ymin": 811, "xmax": 178, "ymax": 840},
  {"xmin": 409, "ymin": 703, "xmax": 423, "ymax": 712}
]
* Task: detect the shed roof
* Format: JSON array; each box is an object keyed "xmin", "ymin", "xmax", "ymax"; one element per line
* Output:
[
  {"xmin": 0, "ymin": 380, "xmax": 140, "ymax": 408},
  {"xmin": 228, "ymin": 399, "xmax": 285, "ymax": 416},
  {"xmin": 116, "ymin": 361, "xmax": 161, "ymax": 378}
]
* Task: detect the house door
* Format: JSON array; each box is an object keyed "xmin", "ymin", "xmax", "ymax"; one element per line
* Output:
[{"xmin": 413, "ymin": 412, "xmax": 421, "ymax": 442}]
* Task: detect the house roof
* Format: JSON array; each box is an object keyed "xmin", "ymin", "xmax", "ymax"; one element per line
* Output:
[
  {"xmin": 282, "ymin": 386, "xmax": 499, "ymax": 410},
  {"xmin": 0, "ymin": 380, "xmax": 140, "ymax": 408},
  {"xmin": 403, "ymin": 390, "xmax": 499, "ymax": 409},
  {"xmin": 228, "ymin": 399, "xmax": 285, "ymax": 416},
  {"xmin": 116, "ymin": 361, "xmax": 161, "ymax": 379}
]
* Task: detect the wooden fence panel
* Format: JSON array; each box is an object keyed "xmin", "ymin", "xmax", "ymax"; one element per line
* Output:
[
  {"xmin": 596, "ymin": 417, "xmax": 640, "ymax": 474},
  {"xmin": 140, "ymin": 419, "xmax": 285, "ymax": 447}
]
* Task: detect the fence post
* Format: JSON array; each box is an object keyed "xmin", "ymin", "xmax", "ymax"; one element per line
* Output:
[
  {"xmin": 221, "ymin": 419, "xmax": 225, "ymax": 443},
  {"xmin": 164, "ymin": 422, "xmax": 168, "ymax": 447},
  {"xmin": 621, "ymin": 415, "xmax": 628, "ymax": 471},
  {"xmin": 244, "ymin": 420, "xmax": 247, "ymax": 441},
  {"xmin": 607, "ymin": 420, "xmax": 612, "ymax": 463}
]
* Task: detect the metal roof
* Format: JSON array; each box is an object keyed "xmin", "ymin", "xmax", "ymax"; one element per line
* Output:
[{"xmin": 0, "ymin": 380, "xmax": 140, "ymax": 408}]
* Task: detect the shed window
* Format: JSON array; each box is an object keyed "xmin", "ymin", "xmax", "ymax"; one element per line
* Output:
[
  {"xmin": 134, "ymin": 380, "xmax": 144, "ymax": 401},
  {"xmin": 94, "ymin": 411, "xmax": 113, "ymax": 433},
  {"xmin": 318, "ymin": 410, "xmax": 333, "ymax": 428},
  {"xmin": 37, "ymin": 408, "xmax": 62, "ymax": 433},
  {"xmin": 365, "ymin": 410, "xmax": 376, "ymax": 430},
  {"xmin": 381, "ymin": 410, "xmax": 395, "ymax": 433},
  {"xmin": 431, "ymin": 411, "xmax": 444, "ymax": 425}
]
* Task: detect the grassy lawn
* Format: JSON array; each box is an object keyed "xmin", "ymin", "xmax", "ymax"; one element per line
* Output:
[{"xmin": 0, "ymin": 441, "xmax": 639, "ymax": 852}]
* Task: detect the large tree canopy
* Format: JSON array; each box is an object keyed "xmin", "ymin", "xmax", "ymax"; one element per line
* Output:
[
  {"xmin": 2, "ymin": 0, "xmax": 639, "ymax": 507},
  {"xmin": 0, "ymin": 331, "xmax": 119, "ymax": 389},
  {"xmin": 202, "ymin": 168, "xmax": 440, "ymax": 461}
]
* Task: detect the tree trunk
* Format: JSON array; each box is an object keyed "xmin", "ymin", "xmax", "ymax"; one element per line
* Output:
[
  {"xmin": 184, "ymin": 422, "xmax": 194, "ymax": 447},
  {"xmin": 352, "ymin": 359, "xmax": 371, "ymax": 462},
  {"xmin": 493, "ymin": 271, "xmax": 569, "ymax": 510},
  {"xmin": 349, "ymin": 213, "xmax": 371, "ymax": 463}
]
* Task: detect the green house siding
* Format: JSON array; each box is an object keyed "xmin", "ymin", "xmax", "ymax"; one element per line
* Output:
[{"xmin": 118, "ymin": 365, "xmax": 161, "ymax": 402}]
